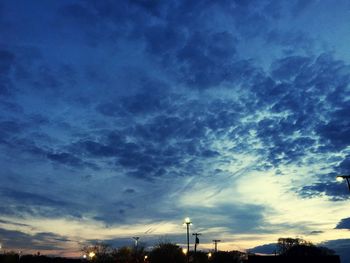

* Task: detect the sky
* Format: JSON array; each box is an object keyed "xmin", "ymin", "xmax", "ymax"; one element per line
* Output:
[{"xmin": 0, "ymin": 0, "xmax": 350, "ymax": 260}]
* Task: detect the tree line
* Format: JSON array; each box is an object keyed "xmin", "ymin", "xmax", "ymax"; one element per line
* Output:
[{"xmin": 0, "ymin": 237, "xmax": 336, "ymax": 263}]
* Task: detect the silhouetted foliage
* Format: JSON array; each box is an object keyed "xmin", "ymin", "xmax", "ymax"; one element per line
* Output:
[
  {"xmin": 0, "ymin": 254, "xmax": 82, "ymax": 263},
  {"xmin": 277, "ymin": 237, "xmax": 335, "ymax": 257},
  {"xmin": 148, "ymin": 242, "xmax": 186, "ymax": 263},
  {"xmin": 112, "ymin": 245, "xmax": 146, "ymax": 263},
  {"xmin": 82, "ymin": 242, "xmax": 113, "ymax": 262},
  {"xmin": 247, "ymin": 255, "xmax": 340, "ymax": 263},
  {"xmin": 81, "ymin": 242, "xmax": 146, "ymax": 263},
  {"xmin": 112, "ymin": 246, "xmax": 133, "ymax": 263},
  {"xmin": 277, "ymin": 237, "xmax": 311, "ymax": 254},
  {"xmin": 283, "ymin": 244, "xmax": 335, "ymax": 256},
  {"xmin": 0, "ymin": 253, "xmax": 18, "ymax": 263},
  {"xmin": 209, "ymin": 251, "xmax": 245, "ymax": 263},
  {"xmin": 192, "ymin": 251, "xmax": 210, "ymax": 263}
]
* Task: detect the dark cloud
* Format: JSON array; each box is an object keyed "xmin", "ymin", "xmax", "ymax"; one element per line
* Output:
[
  {"xmin": 337, "ymin": 157, "xmax": 350, "ymax": 174},
  {"xmin": 0, "ymin": 120, "xmax": 22, "ymax": 137},
  {"xmin": 321, "ymin": 239, "xmax": 350, "ymax": 263},
  {"xmin": 335, "ymin": 217, "xmax": 350, "ymax": 230},
  {"xmin": 299, "ymin": 181, "xmax": 350, "ymax": 201},
  {"xmin": 309, "ymin": 230, "xmax": 324, "ymax": 235},
  {"xmin": 47, "ymin": 152, "xmax": 85, "ymax": 167},
  {"xmin": 92, "ymin": 200, "xmax": 136, "ymax": 224},
  {"xmin": 72, "ymin": 140, "xmax": 117, "ymax": 158},
  {"xmin": 190, "ymin": 203, "xmax": 268, "ymax": 234},
  {"xmin": 291, "ymin": 0, "xmax": 316, "ymax": 16},
  {"xmin": 266, "ymin": 30, "xmax": 315, "ymax": 53},
  {"xmin": 317, "ymin": 107, "xmax": 350, "ymax": 151},
  {"xmin": 0, "ymin": 219, "xmax": 29, "ymax": 227},
  {"xmin": 143, "ymin": 24, "xmax": 186, "ymax": 56},
  {"xmin": 0, "ymin": 186, "xmax": 87, "ymax": 219},
  {"xmin": 250, "ymin": 53, "xmax": 350, "ymax": 170},
  {"xmin": 270, "ymin": 56, "xmax": 311, "ymax": 81},
  {"xmin": 12, "ymin": 49, "xmax": 347, "ymax": 185},
  {"xmin": 0, "ymin": 100, "xmax": 23, "ymax": 113},
  {"xmin": 174, "ymin": 31, "xmax": 237, "ymax": 88},
  {"xmin": 0, "ymin": 50, "xmax": 15, "ymax": 74},
  {"xmin": 249, "ymin": 243, "xmax": 277, "ymax": 254},
  {"xmin": 120, "ymin": 91, "xmax": 170, "ymax": 114},
  {"xmin": 123, "ymin": 188, "xmax": 136, "ymax": 194},
  {"xmin": 0, "ymin": 49, "xmax": 15, "ymax": 96},
  {"xmin": 97, "ymin": 88, "xmax": 171, "ymax": 118},
  {"xmin": 0, "ymin": 187, "xmax": 67, "ymax": 207},
  {"xmin": 0, "ymin": 228, "xmax": 71, "ymax": 250},
  {"xmin": 1, "ymin": 129, "xmax": 99, "ymax": 169}
]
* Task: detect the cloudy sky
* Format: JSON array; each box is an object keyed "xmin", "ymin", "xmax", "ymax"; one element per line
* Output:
[{"xmin": 1, "ymin": 0, "xmax": 350, "ymax": 260}]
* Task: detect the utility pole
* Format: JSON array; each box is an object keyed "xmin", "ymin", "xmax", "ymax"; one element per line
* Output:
[
  {"xmin": 192, "ymin": 233, "xmax": 201, "ymax": 263},
  {"xmin": 192, "ymin": 233, "xmax": 201, "ymax": 254},
  {"xmin": 213, "ymin": 240, "xmax": 221, "ymax": 253}
]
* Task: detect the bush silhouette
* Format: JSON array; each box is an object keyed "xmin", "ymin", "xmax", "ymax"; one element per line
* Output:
[{"xmin": 148, "ymin": 242, "xmax": 186, "ymax": 263}]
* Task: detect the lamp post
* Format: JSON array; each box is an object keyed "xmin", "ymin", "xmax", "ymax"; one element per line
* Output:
[
  {"xmin": 133, "ymin": 237, "xmax": 140, "ymax": 250},
  {"xmin": 184, "ymin": 217, "xmax": 192, "ymax": 263},
  {"xmin": 336, "ymin": 175, "xmax": 350, "ymax": 192}
]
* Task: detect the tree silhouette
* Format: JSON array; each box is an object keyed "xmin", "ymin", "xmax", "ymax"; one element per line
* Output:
[
  {"xmin": 277, "ymin": 238, "xmax": 310, "ymax": 254},
  {"xmin": 277, "ymin": 237, "xmax": 335, "ymax": 257},
  {"xmin": 283, "ymin": 244, "xmax": 335, "ymax": 256},
  {"xmin": 148, "ymin": 242, "xmax": 186, "ymax": 263},
  {"xmin": 210, "ymin": 251, "xmax": 245, "ymax": 263},
  {"xmin": 112, "ymin": 246, "xmax": 133, "ymax": 263},
  {"xmin": 81, "ymin": 243, "xmax": 113, "ymax": 262}
]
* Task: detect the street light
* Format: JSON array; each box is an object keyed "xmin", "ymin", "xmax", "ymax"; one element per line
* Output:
[
  {"xmin": 336, "ymin": 175, "xmax": 350, "ymax": 191},
  {"xmin": 183, "ymin": 217, "xmax": 192, "ymax": 263},
  {"xmin": 88, "ymin": 251, "xmax": 95, "ymax": 259},
  {"xmin": 133, "ymin": 237, "xmax": 140, "ymax": 250}
]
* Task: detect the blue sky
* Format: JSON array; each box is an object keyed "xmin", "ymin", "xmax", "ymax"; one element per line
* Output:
[{"xmin": 0, "ymin": 0, "xmax": 350, "ymax": 260}]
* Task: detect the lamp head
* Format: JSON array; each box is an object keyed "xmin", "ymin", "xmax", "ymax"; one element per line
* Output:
[{"xmin": 336, "ymin": 176, "xmax": 344, "ymax": 182}]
